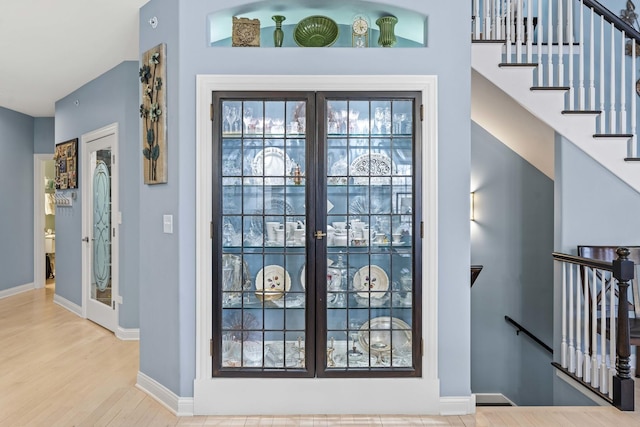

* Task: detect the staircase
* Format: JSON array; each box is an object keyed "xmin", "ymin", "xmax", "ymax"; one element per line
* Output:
[
  {"xmin": 472, "ymin": 0, "xmax": 640, "ymax": 192},
  {"xmin": 471, "ymin": 0, "xmax": 640, "ymax": 410}
]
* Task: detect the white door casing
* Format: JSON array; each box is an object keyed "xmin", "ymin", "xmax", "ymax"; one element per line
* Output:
[{"xmin": 34, "ymin": 154, "xmax": 53, "ymax": 290}]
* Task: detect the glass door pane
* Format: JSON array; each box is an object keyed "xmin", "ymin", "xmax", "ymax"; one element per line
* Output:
[
  {"xmin": 214, "ymin": 94, "xmax": 314, "ymax": 376},
  {"xmin": 91, "ymin": 149, "xmax": 112, "ymax": 307},
  {"xmin": 321, "ymin": 95, "xmax": 419, "ymax": 376}
]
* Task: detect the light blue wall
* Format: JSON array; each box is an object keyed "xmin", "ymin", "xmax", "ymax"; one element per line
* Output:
[
  {"xmin": 34, "ymin": 117, "xmax": 54, "ymax": 154},
  {"xmin": 553, "ymin": 133, "xmax": 640, "ymax": 405},
  {"xmin": 54, "ymin": 61, "xmax": 140, "ymax": 328},
  {"xmin": 139, "ymin": 0, "xmax": 471, "ymax": 397},
  {"xmin": 0, "ymin": 107, "xmax": 34, "ymax": 291},
  {"xmin": 471, "ymin": 121, "xmax": 554, "ymax": 405}
]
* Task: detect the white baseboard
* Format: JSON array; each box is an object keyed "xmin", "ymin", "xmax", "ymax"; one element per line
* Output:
[
  {"xmin": 440, "ymin": 395, "xmax": 476, "ymax": 415},
  {"xmin": 0, "ymin": 282, "xmax": 34, "ymax": 299},
  {"xmin": 53, "ymin": 293, "xmax": 83, "ymax": 317},
  {"xmin": 116, "ymin": 326, "xmax": 140, "ymax": 341},
  {"xmin": 137, "ymin": 371, "xmax": 194, "ymax": 416}
]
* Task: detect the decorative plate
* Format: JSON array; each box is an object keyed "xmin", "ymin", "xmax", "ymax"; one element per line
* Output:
[
  {"xmin": 255, "ymin": 265, "xmax": 291, "ymax": 301},
  {"xmin": 293, "ymin": 16, "xmax": 339, "ymax": 47},
  {"xmin": 252, "ymin": 147, "xmax": 294, "ymax": 184},
  {"xmin": 352, "ymin": 265, "xmax": 389, "ymax": 299},
  {"xmin": 349, "ymin": 153, "xmax": 394, "ymax": 185},
  {"xmin": 328, "ymin": 157, "xmax": 349, "ymax": 185},
  {"xmin": 358, "ymin": 316, "xmax": 412, "ymax": 356}
]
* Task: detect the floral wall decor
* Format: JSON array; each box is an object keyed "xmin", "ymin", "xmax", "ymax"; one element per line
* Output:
[{"xmin": 139, "ymin": 43, "xmax": 167, "ymax": 184}]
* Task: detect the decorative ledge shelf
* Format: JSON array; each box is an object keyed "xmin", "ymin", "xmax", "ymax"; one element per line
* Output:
[{"xmin": 207, "ymin": 0, "xmax": 427, "ymax": 48}]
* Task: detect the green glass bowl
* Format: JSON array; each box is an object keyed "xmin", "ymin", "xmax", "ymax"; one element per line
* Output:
[{"xmin": 294, "ymin": 16, "xmax": 339, "ymax": 47}]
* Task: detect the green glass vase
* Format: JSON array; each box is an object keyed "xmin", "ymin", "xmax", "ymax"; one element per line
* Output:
[
  {"xmin": 272, "ymin": 15, "xmax": 286, "ymax": 47},
  {"xmin": 376, "ymin": 16, "xmax": 398, "ymax": 48}
]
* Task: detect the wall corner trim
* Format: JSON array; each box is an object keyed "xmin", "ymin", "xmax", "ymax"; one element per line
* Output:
[
  {"xmin": 0, "ymin": 283, "xmax": 35, "ymax": 300},
  {"xmin": 53, "ymin": 294, "xmax": 83, "ymax": 317},
  {"xmin": 439, "ymin": 395, "xmax": 476, "ymax": 415},
  {"xmin": 116, "ymin": 327, "xmax": 140, "ymax": 341},
  {"xmin": 137, "ymin": 371, "xmax": 194, "ymax": 417}
]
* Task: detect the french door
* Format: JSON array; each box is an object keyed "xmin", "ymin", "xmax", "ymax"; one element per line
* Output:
[
  {"xmin": 82, "ymin": 125, "xmax": 119, "ymax": 332},
  {"xmin": 212, "ymin": 91, "xmax": 421, "ymax": 378}
]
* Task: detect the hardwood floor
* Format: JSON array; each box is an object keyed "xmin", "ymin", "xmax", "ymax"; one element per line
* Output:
[{"xmin": 2, "ymin": 287, "xmax": 640, "ymax": 426}]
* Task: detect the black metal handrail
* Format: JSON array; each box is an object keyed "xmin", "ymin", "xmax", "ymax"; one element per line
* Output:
[
  {"xmin": 583, "ymin": 0, "xmax": 640, "ymax": 43},
  {"xmin": 505, "ymin": 315, "xmax": 553, "ymax": 354},
  {"xmin": 552, "ymin": 252, "xmax": 613, "ymax": 271}
]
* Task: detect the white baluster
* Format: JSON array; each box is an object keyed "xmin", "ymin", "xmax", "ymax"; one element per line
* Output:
[
  {"xmin": 599, "ymin": 15, "xmax": 605, "ymax": 133},
  {"xmin": 578, "ymin": 1, "xmax": 585, "ymax": 110},
  {"xmin": 558, "ymin": 0, "xmax": 564, "ymax": 87},
  {"xmin": 473, "ymin": 0, "xmax": 480, "ymax": 40},
  {"xmin": 583, "ymin": 265, "xmax": 591, "ymax": 383},
  {"xmin": 516, "ymin": 0, "xmax": 523, "ymax": 62},
  {"xmin": 485, "ymin": 0, "xmax": 491, "ymax": 40},
  {"xmin": 600, "ymin": 270, "xmax": 608, "ymax": 393},
  {"xmin": 494, "ymin": 0, "xmax": 500, "ymax": 40},
  {"xmin": 561, "ymin": 262, "xmax": 568, "ymax": 368},
  {"xmin": 547, "ymin": 0, "xmax": 554, "ymax": 85},
  {"xmin": 608, "ymin": 274, "xmax": 616, "ymax": 398},
  {"xmin": 576, "ymin": 264, "xmax": 583, "ymax": 378},
  {"xmin": 589, "ymin": 8, "xmax": 596, "ymax": 110},
  {"xmin": 621, "ymin": 32, "xmax": 627, "ymax": 135},
  {"xmin": 526, "ymin": 0, "xmax": 533, "ymax": 63},
  {"xmin": 506, "ymin": 0, "xmax": 512, "ymax": 62},
  {"xmin": 569, "ymin": 263, "xmax": 576, "ymax": 373},
  {"xmin": 591, "ymin": 268, "xmax": 599, "ymax": 388},
  {"xmin": 537, "ymin": 0, "xmax": 543, "ymax": 85},
  {"xmin": 568, "ymin": 0, "xmax": 574, "ymax": 110},
  {"xmin": 632, "ymin": 38, "xmax": 638, "ymax": 157},
  {"xmin": 610, "ymin": 23, "xmax": 616, "ymax": 134}
]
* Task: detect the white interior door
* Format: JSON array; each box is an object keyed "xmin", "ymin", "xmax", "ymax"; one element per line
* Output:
[{"xmin": 82, "ymin": 124, "xmax": 119, "ymax": 332}]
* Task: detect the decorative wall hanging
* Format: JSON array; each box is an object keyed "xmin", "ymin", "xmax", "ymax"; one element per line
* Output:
[
  {"xmin": 139, "ymin": 43, "xmax": 167, "ymax": 184},
  {"xmin": 54, "ymin": 138, "xmax": 78, "ymax": 190},
  {"xmin": 232, "ymin": 17, "xmax": 261, "ymax": 47}
]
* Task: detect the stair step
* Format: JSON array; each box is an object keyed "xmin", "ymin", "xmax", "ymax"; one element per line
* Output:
[
  {"xmin": 625, "ymin": 157, "xmax": 640, "ymax": 162},
  {"xmin": 561, "ymin": 110, "xmax": 601, "ymax": 115},
  {"xmin": 531, "ymin": 86, "xmax": 570, "ymax": 91},
  {"xmin": 471, "ymin": 39, "xmax": 506, "ymax": 44},
  {"xmin": 499, "ymin": 63, "xmax": 538, "ymax": 67},
  {"xmin": 593, "ymin": 134, "xmax": 633, "ymax": 139}
]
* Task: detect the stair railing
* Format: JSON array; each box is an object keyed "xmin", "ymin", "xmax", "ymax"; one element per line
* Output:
[
  {"xmin": 552, "ymin": 248, "xmax": 635, "ymax": 410},
  {"xmin": 471, "ymin": 0, "xmax": 640, "ymax": 159}
]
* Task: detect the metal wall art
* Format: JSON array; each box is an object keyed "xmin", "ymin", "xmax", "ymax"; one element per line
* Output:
[{"xmin": 139, "ymin": 43, "xmax": 167, "ymax": 184}]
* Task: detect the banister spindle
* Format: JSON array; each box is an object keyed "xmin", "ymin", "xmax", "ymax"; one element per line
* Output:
[
  {"xmin": 561, "ymin": 262, "xmax": 568, "ymax": 368},
  {"xmin": 589, "ymin": 7, "xmax": 596, "ymax": 110},
  {"xmin": 558, "ymin": 0, "xmax": 564, "ymax": 86},
  {"xmin": 547, "ymin": 0, "xmax": 553, "ymax": 85},
  {"xmin": 506, "ymin": 0, "xmax": 512, "ymax": 62},
  {"xmin": 569, "ymin": 262, "xmax": 575, "ymax": 373},
  {"xmin": 599, "ymin": 15, "xmax": 605, "ymax": 133},
  {"xmin": 568, "ymin": 0, "xmax": 575, "ymax": 110},
  {"xmin": 578, "ymin": 1, "xmax": 585, "ymax": 110},
  {"xmin": 526, "ymin": 0, "xmax": 532, "ymax": 63},
  {"xmin": 591, "ymin": 267, "xmax": 599, "ymax": 387},
  {"xmin": 575, "ymin": 264, "xmax": 583, "ymax": 378},
  {"xmin": 632, "ymin": 41, "xmax": 638, "ymax": 158},
  {"xmin": 609, "ymin": 273, "xmax": 616, "ymax": 398},
  {"xmin": 516, "ymin": 0, "xmax": 523, "ymax": 62},
  {"xmin": 537, "ymin": 0, "xmax": 543, "ymax": 85},
  {"xmin": 609, "ymin": 23, "xmax": 616, "ymax": 134},
  {"xmin": 473, "ymin": 0, "xmax": 480, "ymax": 40},
  {"xmin": 613, "ymin": 247, "xmax": 635, "ymax": 411}
]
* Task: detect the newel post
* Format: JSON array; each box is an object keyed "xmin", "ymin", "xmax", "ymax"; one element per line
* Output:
[{"xmin": 613, "ymin": 247, "xmax": 635, "ymax": 411}]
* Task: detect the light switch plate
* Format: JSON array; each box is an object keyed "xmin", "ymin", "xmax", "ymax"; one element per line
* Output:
[{"xmin": 163, "ymin": 214, "xmax": 173, "ymax": 234}]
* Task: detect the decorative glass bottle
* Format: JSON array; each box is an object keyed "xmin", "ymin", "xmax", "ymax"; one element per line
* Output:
[
  {"xmin": 375, "ymin": 16, "xmax": 397, "ymax": 47},
  {"xmin": 272, "ymin": 15, "xmax": 286, "ymax": 47}
]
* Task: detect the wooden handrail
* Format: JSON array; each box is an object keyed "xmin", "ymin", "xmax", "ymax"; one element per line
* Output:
[
  {"xmin": 582, "ymin": 0, "xmax": 640, "ymax": 43},
  {"xmin": 552, "ymin": 252, "xmax": 613, "ymax": 270}
]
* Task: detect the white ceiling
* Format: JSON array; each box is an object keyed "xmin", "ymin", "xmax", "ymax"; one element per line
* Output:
[{"xmin": 0, "ymin": 0, "xmax": 149, "ymax": 117}]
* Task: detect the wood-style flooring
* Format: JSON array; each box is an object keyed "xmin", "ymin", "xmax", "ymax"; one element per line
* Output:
[{"xmin": 2, "ymin": 284, "xmax": 640, "ymax": 426}]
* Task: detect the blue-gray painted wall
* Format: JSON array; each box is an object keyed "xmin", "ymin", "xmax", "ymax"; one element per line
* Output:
[
  {"xmin": 138, "ymin": 0, "xmax": 471, "ymax": 397},
  {"xmin": 34, "ymin": 118, "xmax": 54, "ymax": 154},
  {"xmin": 471, "ymin": 121, "xmax": 554, "ymax": 405},
  {"xmin": 553, "ymin": 133, "xmax": 640, "ymax": 405},
  {"xmin": 0, "ymin": 107, "xmax": 34, "ymax": 290},
  {"xmin": 54, "ymin": 61, "xmax": 140, "ymax": 328}
]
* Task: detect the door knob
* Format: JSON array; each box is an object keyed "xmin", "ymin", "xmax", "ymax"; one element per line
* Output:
[{"xmin": 82, "ymin": 237, "xmax": 89, "ymax": 242}]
